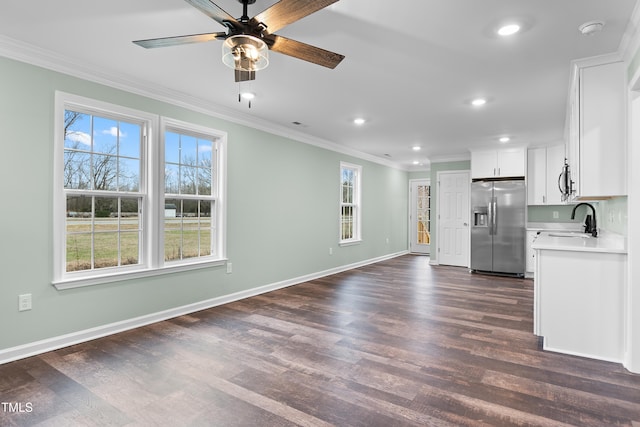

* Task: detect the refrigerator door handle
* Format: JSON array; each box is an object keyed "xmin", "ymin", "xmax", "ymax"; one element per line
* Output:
[
  {"xmin": 491, "ymin": 197, "xmax": 498, "ymax": 235},
  {"xmin": 487, "ymin": 201, "xmax": 494, "ymax": 235}
]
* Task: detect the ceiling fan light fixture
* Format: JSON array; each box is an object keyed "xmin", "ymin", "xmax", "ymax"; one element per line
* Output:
[{"xmin": 222, "ymin": 35, "xmax": 269, "ymax": 72}]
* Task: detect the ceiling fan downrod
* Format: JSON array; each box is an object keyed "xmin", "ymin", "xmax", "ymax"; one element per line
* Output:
[{"xmin": 238, "ymin": 0, "xmax": 256, "ymax": 23}]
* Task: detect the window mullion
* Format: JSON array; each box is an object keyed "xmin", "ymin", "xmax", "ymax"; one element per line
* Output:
[{"xmin": 146, "ymin": 119, "xmax": 163, "ymax": 269}]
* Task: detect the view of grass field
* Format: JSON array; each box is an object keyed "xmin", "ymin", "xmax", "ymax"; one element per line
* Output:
[
  {"xmin": 66, "ymin": 217, "xmax": 211, "ymax": 272},
  {"xmin": 62, "ymin": 110, "xmax": 217, "ymax": 273}
]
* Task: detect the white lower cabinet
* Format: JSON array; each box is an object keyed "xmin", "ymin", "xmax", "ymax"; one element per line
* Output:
[
  {"xmin": 535, "ymin": 249, "xmax": 625, "ymax": 362},
  {"xmin": 525, "ymin": 230, "xmax": 538, "ymax": 278}
]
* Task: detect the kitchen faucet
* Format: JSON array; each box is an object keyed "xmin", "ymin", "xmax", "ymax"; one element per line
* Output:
[{"xmin": 571, "ymin": 202, "xmax": 598, "ymax": 237}]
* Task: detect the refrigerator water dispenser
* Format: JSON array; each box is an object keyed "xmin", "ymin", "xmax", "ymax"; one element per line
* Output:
[{"xmin": 473, "ymin": 207, "xmax": 488, "ymax": 227}]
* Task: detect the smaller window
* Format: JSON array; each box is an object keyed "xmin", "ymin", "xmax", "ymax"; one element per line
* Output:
[
  {"xmin": 162, "ymin": 118, "xmax": 223, "ymax": 265},
  {"xmin": 340, "ymin": 162, "xmax": 362, "ymax": 244}
]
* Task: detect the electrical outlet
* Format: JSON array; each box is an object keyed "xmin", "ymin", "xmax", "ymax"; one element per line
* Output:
[
  {"xmin": 386, "ymin": 237, "xmax": 390, "ymax": 244},
  {"xmin": 552, "ymin": 211, "xmax": 559, "ymax": 219},
  {"xmin": 18, "ymin": 294, "xmax": 32, "ymax": 312},
  {"xmin": 329, "ymin": 247, "xmax": 333, "ymax": 255},
  {"xmin": 226, "ymin": 262, "xmax": 232, "ymax": 274}
]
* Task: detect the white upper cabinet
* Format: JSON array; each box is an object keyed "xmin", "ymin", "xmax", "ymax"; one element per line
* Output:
[
  {"xmin": 527, "ymin": 145, "xmax": 565, "ymax": 205},
  {"xmin": 471, "ymin": 150, "xmax": 499, "ymax": 178},
  {"xmin": 567, "ymin": 59, "xmax": 627, "ymax": 199},
  {"xmin": 527, "ymin": 147, "xmax": 546, "ymax": 204},
  {"xmin": 471, "ymin": 147, "xmax": 526, "ymax": 179},
  {"xmin": 545, "ymin": 145, "xmax": 565, "ymax": 204}
]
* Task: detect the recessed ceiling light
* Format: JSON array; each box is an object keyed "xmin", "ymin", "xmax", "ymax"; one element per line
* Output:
[
  {"xmin": 412, "ymin": 146, "xmax": 421, "ymax": 151},
  {"xmin": 497, "ymin": 24, "xmax": 521, "ymax": 36},
  {"xmin": 499, "ymin": 136, "xmax": 510, "ymax": 143},
  {"xmin": 413, "ymin": 161, "xmax": 420, "ymax": 165},
  {"xmin": 353, "ymin": 118, "xmax": 366, "ymax": 125},
  {"xmin": 471, "ymin": 98, "xmax": 487, "ymax": 107}
]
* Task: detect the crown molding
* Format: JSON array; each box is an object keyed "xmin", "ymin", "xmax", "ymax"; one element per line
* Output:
[
  {"xmin": 619, "ymin": 0, "xmax": 640, "ymax": 63},
  {"xmin": 0, "ymin": 35, "xmax": 407, "ymax": 171},
  {"xmin": 428, "ymin": 153, "xmax": 471, "ymax": 163}
]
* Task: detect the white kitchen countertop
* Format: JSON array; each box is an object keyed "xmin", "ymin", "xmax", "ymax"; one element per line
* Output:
[{"xmin": 531, "ymin": 231, "xmax": 627, "ymax": 254}]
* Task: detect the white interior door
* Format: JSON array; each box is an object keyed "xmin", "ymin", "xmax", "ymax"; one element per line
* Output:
[
  {"xmin": 409, "ymin": 179, "xmax": 431, "ymax": 254},
  {"xmin": 437, "ymin": 171, "xmax": 470, "ymax": 267}
]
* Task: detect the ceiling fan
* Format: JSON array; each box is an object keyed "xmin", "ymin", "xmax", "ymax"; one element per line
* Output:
[{"xmin": 133, "ymin": 0, "xmax": 345, "ymax": 82}]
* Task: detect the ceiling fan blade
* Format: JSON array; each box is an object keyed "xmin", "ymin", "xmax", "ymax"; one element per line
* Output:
[
  {"xmin": 133, "ymin": 32, "xmax": 227, "ymax": 49},
  {"xmin": 251, "ymin": 0, "xmax": 339, "ymax": 34},
  {"xmin": 183, "ymin": 0, "xmax": 239, "ymax": 29},
  {"xmin": 265, "ymin": 34, "xmax": 344, "ymax": 69}
]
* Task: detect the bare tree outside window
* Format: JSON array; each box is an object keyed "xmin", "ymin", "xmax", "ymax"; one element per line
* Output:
[
  {"xmin": 63, "ymin": 109, "xmax": 143, "ymax": 272},
  {"xmin": 164, "ymin": 129, "xmax": 216, "ymax": 261}
]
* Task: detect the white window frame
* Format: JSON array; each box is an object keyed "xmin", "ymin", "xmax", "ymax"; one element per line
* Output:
[
  {"xmin": 160, "ymin": 117, "xmax": 226, "ymax": 266},
  {"xmin": 53, "ymin": 92, "xmax": 227, "ymax": 289},
  {"xmin": 339, "ymin": 161, "xmax": 362, "ymax": 245}
]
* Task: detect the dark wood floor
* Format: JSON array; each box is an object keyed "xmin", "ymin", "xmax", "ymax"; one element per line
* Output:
[{"xmin": 2, "ymin": 255, "xmax": 640, "ymax": 426}]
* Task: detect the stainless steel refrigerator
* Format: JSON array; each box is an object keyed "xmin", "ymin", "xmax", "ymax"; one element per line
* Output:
[{"xmin": 470, "ymin": 179, "xmax": 525, "ymax": 275}]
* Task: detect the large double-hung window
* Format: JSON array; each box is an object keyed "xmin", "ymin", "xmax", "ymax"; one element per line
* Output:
[{"xmin": 53, "ymin": 92, "xmax": 226, "ymax": 288}]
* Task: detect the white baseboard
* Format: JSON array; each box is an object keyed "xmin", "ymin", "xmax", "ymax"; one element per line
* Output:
[
  {"xmin": 0, "ymin": 251, "xmax": 407, "ymax": 365},
  {"xmin": 543, "ymin": 344, "xmax": 622, "ymax": 365}
]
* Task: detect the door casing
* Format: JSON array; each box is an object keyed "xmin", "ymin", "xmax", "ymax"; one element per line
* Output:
[{"xmin": 409, "ymin": 179, "xmax": 431, "ymax": 255}]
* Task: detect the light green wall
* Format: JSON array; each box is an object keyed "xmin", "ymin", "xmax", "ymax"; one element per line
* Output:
[
  {"xmin": 527, "ymin": 205, "xmax": 576, "ymax": 223},
  {"xmin": 408, "ymin": 171, "xmax": 430, "ymax": 180},
  {"xmin": 0, "ymin": 56, "xmax": 409, "ymax": 351}
]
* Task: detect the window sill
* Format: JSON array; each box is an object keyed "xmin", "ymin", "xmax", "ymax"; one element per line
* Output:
[
  {"xmin": 52, "ymin": 259, "xmax": 227, "ymax": 290},
  {"xmin": 339, "ymin": 239, "xmax": 362, "ymax": 247}
]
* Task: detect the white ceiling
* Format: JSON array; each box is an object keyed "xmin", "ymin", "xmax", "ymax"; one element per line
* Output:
[{"xmin": 0, "ymin": 0, "xmax": 637, "ymax": 169}]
